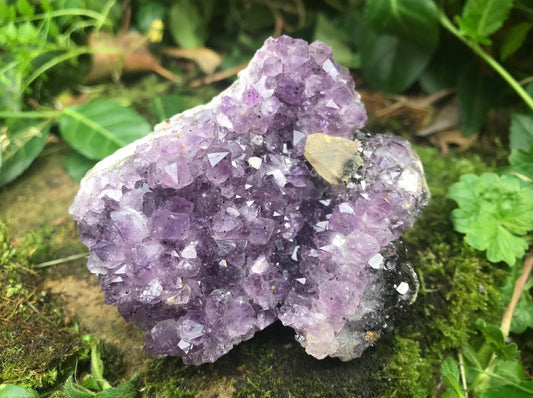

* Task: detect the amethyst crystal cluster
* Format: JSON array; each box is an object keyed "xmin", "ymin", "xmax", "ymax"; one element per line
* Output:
[{"xmin": 70, "ymin": 36, "xmax": 429, "ymax": 365}]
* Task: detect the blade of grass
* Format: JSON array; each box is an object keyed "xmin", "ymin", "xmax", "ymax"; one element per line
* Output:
[{"xmin": 34, "ymin": 253, "xmax": 89, "ymax": 268}]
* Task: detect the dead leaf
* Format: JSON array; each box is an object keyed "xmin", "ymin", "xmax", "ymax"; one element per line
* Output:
[
  {"xmin": 10, "ymin": 237, "xmax": 21, "ymax": 246},
  {"xmin": 429, "ymin": 129, "xmax": 478, "ymax": 155},
  {"xmin": 417, "ymin": 95, "xmax": 461, "ymax": 137},
  {"xmin": 84, "ymin": 31, "xmax": 180, "ymax": 83},
  {"xmin": 162, "ymin": 47, "xmax": 223, "ymax": 75},
  {"xmin": 360, "ymin": 88, "xmax": 454, "ymax": 131},
  {"xmin": 52, "ymin": 216, "xmax": 68, "ymax": 226},
  {"xmin": 55, "ymin": 92, "xmax": 91, "ymax": 109}
]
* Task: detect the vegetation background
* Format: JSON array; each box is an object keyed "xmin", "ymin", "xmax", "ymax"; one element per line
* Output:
[{"xmin": 0, "ymin": 0, "xmax": 532, "ymax": 397}]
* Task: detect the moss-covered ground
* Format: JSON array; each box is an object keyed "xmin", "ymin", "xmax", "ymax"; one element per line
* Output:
[
  {"xmin": 0, "ymin": 143, "xmax": 528, "ymax": 397},
  {"xmin": 0, "ymin": 222, "xmax": 83, "ymax": 392}
]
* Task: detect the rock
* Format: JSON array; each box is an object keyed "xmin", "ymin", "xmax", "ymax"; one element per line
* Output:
[{"xmin": 70, "ymin": 36, "xmax": 429, "ymax": 365}]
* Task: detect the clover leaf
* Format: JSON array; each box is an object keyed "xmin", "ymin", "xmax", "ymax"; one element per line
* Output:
[{"xmin": 447, "ymin": 173, "xmax": 533, "ymax": 266}]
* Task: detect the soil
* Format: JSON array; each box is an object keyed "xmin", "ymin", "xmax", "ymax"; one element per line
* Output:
[
  {"xmin": 0, "ymin": 149, "xmax": 79, "ymax": 236},
  {"xmin": 43, "ymin": 274, "xmax": 149, "ymax": 379}
]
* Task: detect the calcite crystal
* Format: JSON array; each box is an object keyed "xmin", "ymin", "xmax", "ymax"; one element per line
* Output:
[{"xmin": 70, "ymin": 36, "xmax": 429, "ymax": 365}]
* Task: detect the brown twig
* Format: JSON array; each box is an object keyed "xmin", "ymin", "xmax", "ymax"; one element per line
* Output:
[
  {"xmin": 501, "ymin": 252, "xmax": 533, "ymax": 339},
  {"xmin": 519, "ymin": 76, "xmax": 533, "ymax": 87},
  {"xmin": 189, "ymin": 62, "xmax": 249, "ymax": 87},
  {"xmin": 293, "ymin": 0, "xmax": 306, "ymax": 27},
  {"xmin": 375, "ymin": 88, "xmax": 455, "ymax": 118},
  {"xmin": 151, "ymin": 63, "xmax": 181, "ymax": 83},
  {"xmin": 458, "ymin": 352, "xmax": 469, "ymax": 398},
  {"xmin": 5, "ymin": 297, "xmax": 25, "ymax": 321},
  {"xmin": 249, "ymin": 0, "xmax": 299, "ymax": 15},
  {"xmin": 268, "ymin": 3, "xmax": 284, "ymax": 37},
  {"xmin": 120, "ymin": 0, "xmax": 131, "ymax": 34}
]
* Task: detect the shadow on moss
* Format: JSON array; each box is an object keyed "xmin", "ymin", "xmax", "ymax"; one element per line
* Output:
[{"xmin": 141, "ymin": 322, "xmax": 387, "ymax": 398}]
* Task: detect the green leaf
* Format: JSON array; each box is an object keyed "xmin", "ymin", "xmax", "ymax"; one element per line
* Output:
[
  {"xmin": 0, "ymin": 121, "xmax": 50, "ymax": 187},
  {"xmin": 456, "ymin": 0, "xmax": 514, "ymax": 45},
  {"xmin": 63, "ymin": 150, "xmax": 96, "ymax": 182},
  {"xmin": 458, "ymin": 64, "xmax": 493, "ymax": 136},
  {"xmin": 501, "ymin": 268, "xmax": 533, "ymax": 333},
  {"xmin": 509, "ymin": 292, "xmax": 533, "ymax": 334},
  {"xmin": 461, "ymin": 342, "xmax": 487, "ymax": 371},
  {"xmin": 136, "ymin": 3, "xmax": 165, "ymax": 34},
  {"xmin": 83, "ymin": 335, "xmax": 110, "ymax": 390},
  {"xmin": 0, "ymin": 67, "xmax": 22, "ymax": 114},
  {"xmin": 314, "ymin": 13, "xmax": 360, "ymax": 68},
  {"xmin": 476, "ymin": 319, "xmax": 520, "ymax": 360},
  {"xmin": 0, "ymin": 3, "xmax": 16, "ymax": 23},
  {"xmin": 360, "ymin": 28, "xmax": 432, "ymax": 93},
  {"xmin": 150, "ymin": 94, "xmax": 185, "ymax": 122},
  {"xmin": 441, "ymin": 358, "xmax": 465, "ymax": 398},
  {"xmin": 168, "ymin": 0, "xmax": 204, "ymax": 48},
  {"xmin": 527, "ymin": 82, "xmax": 533, "ymax": 98},
  {"xmin": 59, "ymin": 100, "xmax": 151, "ymax": 161},
  {"xmin": 500, "ymin": 22, "xmax": 533, "ymax": 61},
  {"xmin": 16, "ymin": 0, "xmax": 34, "ymax": 17},
  {"xmin": 81, "ymin": 377, "xmax": 101, "ymax": 391},
  {"xmin": 84, "ymin": 0, "xmax": 122, "ymax": 28},
  {"xmin": 0, "ymin": 384, "xmax": 39, "ymax": 398},
  {"xmin": 364, "ymin": 0, "xmax": 439, "ymax": 51},
  {"xmin": 509, "ymin": 113, "xmax": 533, "ymax": 151},
  {"xmin": 483, "ymin": 224, "xmax": 529, "ymax": 266},
  {"xmin": 490, "ymin": 359, "xmax": 525, "ymax": 388},
  {"xmin": 447, "ymin": 173, "xmax": 533, "ymax": 266},
  {"xmin": 507, "ymin": 143, "xmax": 533, "ymax": 184},
  {"xmin": 63, "ymin": 376, "xmax": 94, "ymax": 398},
  {"xmin": 419, "ymin": 34, "xmax": 469, "ymax": 93},
  {"xmin": 481, "ymin": 381, "xmax": 533, "ymax": 398},
  {"xmin": 95, "ymin": 377, "xmax": 137, "ymax": 398}
]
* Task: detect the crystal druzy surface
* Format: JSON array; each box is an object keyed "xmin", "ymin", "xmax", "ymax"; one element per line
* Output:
[{"xmin": 70, "ymin": 36, "xmax": 430, "ymax": 365}]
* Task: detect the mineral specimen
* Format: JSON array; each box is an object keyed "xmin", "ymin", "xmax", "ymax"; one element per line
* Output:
[{"xmin": 70, "ymin": 35, "xmax": 430, "ymax": 365}]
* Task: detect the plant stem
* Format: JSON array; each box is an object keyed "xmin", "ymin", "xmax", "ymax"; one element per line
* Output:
[
  {"xmin": 458, "ymin": 352, "xmax": 468, "ymax": 398},
  {"xmin": 34, "ymin": 252, "xmax": 89, "ymax": 268},
  {"xmin": 501, "ymin": 252, "xmax": 533, "ymax": 338},
  {"xmin": 22, "ymin": 47, "xmax": 94, "ymax": 92},
  {"xmin": 0, "ymin": 110, "xmax": 59, "ymax": 119},
  {"xmin": 438, "ymin": 11, "xmax": 533, "ymax": 112},
  {"xmin": 469, "ymin": 252, "xmax": 533, "ymax": 394},
  {"xmin": 95, "ymin": 0, "xmax": 117, "ymax": 32},
  {"xmin": 14, "ymin": 9, "xmax": 110, "ymax": 23}
]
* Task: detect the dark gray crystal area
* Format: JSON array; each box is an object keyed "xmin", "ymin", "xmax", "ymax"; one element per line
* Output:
[{"xmin": 70, "ymin": 36, "xmax": 429, "ymax": 365}]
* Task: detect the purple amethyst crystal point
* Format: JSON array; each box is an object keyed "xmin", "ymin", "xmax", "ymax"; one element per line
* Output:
[{"xmin": 70, "ymin": 36, "xmax": 429, "ymax": 365}]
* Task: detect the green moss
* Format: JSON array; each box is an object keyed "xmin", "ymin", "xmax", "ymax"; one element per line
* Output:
[
  {"xmin": 140, "ymin": 358, "xmax": 197, "ymax": 397},
  {"xmin": 0, "ymin": 221, "xmax": 82, "ymax": 391},
  {"xmin": 140, "ymin": 322, "xmax": 388, "ymax": 397},
  {"xmin": 378, "ymin": 147, "xmax": 506, "ymax": 397},
  {"xmin": 380, "ymin": 335, "xmax": 429, "ymax": 397}
]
